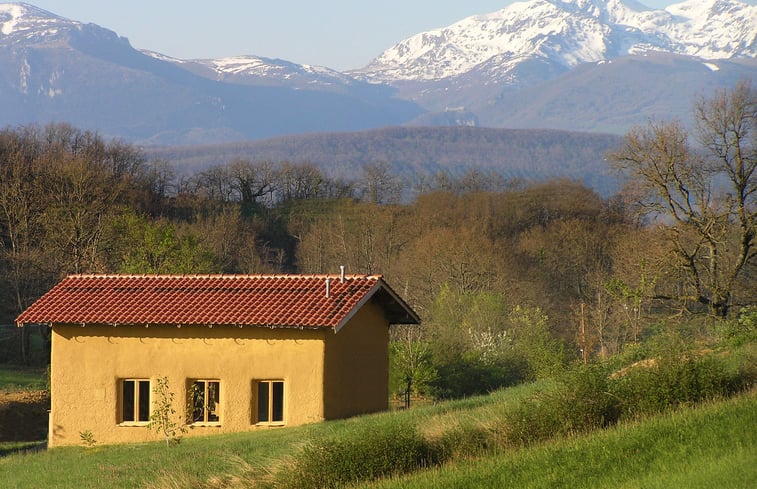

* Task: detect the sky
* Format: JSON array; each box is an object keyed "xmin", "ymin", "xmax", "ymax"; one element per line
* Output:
[{"xmin": 27, "ymin": 0, "xmax": 754, "ymax": 70}]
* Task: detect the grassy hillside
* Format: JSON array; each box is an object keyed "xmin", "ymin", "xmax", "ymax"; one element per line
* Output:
[
  {"xmin": 362, "ymin": 393, "xmax": 757, "ymax": 489},
  {"xmin": 2, "ymin": 328, "xmax": 754, "ymax": 488},
  {"xmin": 1, "ymin": 373, "xmax": 754, "ymax": 488},
  {"xmin": 0, "ymin": 382, "xmax": 530, "ymax": 488}
]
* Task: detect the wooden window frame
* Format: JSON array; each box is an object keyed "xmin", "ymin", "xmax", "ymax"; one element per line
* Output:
[
  {"xmin": 188, "ymin": 379, "xmax": 221, "ymax": 425},
  {"xmin": 254, "ymin": 380, "xmax": 285, "ymax": 425},
  {"xmin": 119, "ymin": 378, "xmax": 151, "ymax": 425}
]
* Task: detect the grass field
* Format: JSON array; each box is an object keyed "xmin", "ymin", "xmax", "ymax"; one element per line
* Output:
[
  {"xmin": 0, "ymin": 382, "xmax": 541, "ymax": 488},
  {"xmin": 1, "ymin": 336, "xmax": 754, "ymax": 488},
  {"xmin": 360, "ymin": 392, "xmax": 757, "ymax": 489},
  {"xmin": 0, "ymin": 380, "xmax": 754, "ymax": 488},
  {"xmin": 0, "ymin": 366, "xmax": 47, "ymax": 392}
]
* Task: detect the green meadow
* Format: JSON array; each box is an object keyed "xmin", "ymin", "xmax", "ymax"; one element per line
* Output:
[
  {"xmin": 0, "ymin": 366, "xmax": 47, "ymax": 392},
  {"xmin": 361, "ymin": 393, "xmax": 757, "ymax": 489},
  {"xmin": 1, "ymin": 359, "xmax": 754, "ymax": 489}
]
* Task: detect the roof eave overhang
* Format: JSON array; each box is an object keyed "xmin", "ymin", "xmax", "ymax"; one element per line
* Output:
[
  {"xmin": 15, "ymin": 321, "xmax": 329, "ymax": 330},
  {"xmin": 333, "ymin": 280, "xmax": 421, "ymax": 333}
]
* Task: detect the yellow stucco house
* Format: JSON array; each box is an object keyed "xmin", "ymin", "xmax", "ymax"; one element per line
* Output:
[{"xmin": 16, "ymin": 273, "xmax": 419, "ymax": 447}]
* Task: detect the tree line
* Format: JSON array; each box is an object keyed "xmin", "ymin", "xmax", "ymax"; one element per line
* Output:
[
  {"xmin": 1, "ymin": 82, "xmax": 755, "ymax": 399},
  {"xmin": 147, "ymin": 126, "xmax": 622, "ymax": 197}
]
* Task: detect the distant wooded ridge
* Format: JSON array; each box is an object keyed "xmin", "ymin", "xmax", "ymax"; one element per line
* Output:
[{"xmin": 146, "ymin": 126, "xmax": 624, "ymax": 197}]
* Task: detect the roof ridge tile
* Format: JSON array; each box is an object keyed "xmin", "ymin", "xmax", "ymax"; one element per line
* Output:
[{"xmin": 67, "ymin": 273, "xmax": 382, "ymax": 280}]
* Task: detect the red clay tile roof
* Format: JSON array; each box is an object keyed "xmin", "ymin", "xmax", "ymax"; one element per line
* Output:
[{"xmin": 16, "ymin": 274, "xmax": 419, "ymax": 330}]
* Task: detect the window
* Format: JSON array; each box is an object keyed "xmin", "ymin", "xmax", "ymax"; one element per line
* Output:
[
  {"xmin": 256, "ymin": 380, "xmax": 284, "ymax": 424},
  {"xmin": 121, "ymin": 379, "xmax": 150, "ymax": 423},
  {"xmin": 189, "ymin": 380, "xmax": 220, "ymax": 424}
]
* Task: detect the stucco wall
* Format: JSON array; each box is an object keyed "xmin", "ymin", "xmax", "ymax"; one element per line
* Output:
[
  {"xmin": 323, "ymin": 301, "xmax": 390, "ymax": 419},
  {"xmin": 49, "ymin": 324, "xmax": 327, "ymax": 447}
]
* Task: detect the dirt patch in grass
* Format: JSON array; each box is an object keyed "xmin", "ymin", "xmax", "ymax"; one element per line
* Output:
[{"xmin": 0, "ymin": 389, "xmax": 49, "ymax": 442}]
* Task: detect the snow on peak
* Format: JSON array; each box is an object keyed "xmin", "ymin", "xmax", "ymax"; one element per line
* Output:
[
  {"xmin": 359, "ymin": 0, "xmax": 757, "ymax": 81},
  {"xmin": 141, "ymin": 49, "xmax": 187, "ymax": 64},
  {"xmin": 0, "ymin": 2, "xmax": 77, "ymax": 40},
  {"xmin": 192, "ymin": 54, "xmax": 347, "ymax": 79},
  {"xmin": 0, "ymin": 3, "xmax": 24, "ymax": 34}
]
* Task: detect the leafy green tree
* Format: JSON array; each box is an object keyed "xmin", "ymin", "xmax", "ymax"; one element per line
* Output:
[
  {"xmin": 506, "ymin": 305, "xmax": 568, "ymax": 378},
  {"xmin": 424, "ymin": 287, "xmax": 559, "ymax": 398},
  {"xmin": 605, "ymin": 265, "xmax": 658, "ymax": 344},
  {"xmin": 116, "ymin": 214, "xmax": 216, "ymax": 274},
  {"xmin": 390, "ymin": 325, "xmax": 437, "ymax": 408}
]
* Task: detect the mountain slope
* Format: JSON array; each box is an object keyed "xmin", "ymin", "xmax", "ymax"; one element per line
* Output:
[
  {"xmin": 475, "ymin": 53, "xmax": 757, "ymax": 133},
  {"xmin": 351, "ymin": 0, "xmax": 757, "ymax": 134},
  {"xmin": 0, "ymin": 3, "xmax": 422, "ymax": 145},
  {"xmin": 143, "ymin": 51, "xmax": 395, "ymax": 100}
]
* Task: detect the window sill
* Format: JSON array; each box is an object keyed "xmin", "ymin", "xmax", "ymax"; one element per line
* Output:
[
  {"xmin": 255, "ymin": 422, "xmax": 285, "ymax": 427},
  {"xmin": 118, "ymin": 422, "xmax": 149, "ymax": 427},
  {"xmin": 190, "ymin": 422, "xmax": 222, "ymax": 428}
]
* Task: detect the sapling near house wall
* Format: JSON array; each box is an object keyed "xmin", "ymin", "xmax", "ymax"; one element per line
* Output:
[
  {"xmin": 79, "ymin": 429, "xmax": 96, "ymax": 448},
  {"xmin": 147, "ymin": 376, "xmax": 187, "ymax": 446}
]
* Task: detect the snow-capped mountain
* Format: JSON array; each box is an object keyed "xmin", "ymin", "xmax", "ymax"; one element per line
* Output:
[
  {"xmin": 0, "ymin": 3, "xmax": 421, "ymax": 144},
  {"xmin": 1, "ymin": 1, "xmax": 756, "ymax": 144},
  {"xmin": 358, "ymin": 0, "xmax": 757, "ymax": 82},
  {"xmin": 1, "ymin": 2, "xmax": 74, "ymax": 42},
  {"xmin": 141, "ymin": 51, "xmax": 371, "ymax": 95},
  {"xmin": 191, "ymin": 56, "xmax": 351, "ymax": 85}
]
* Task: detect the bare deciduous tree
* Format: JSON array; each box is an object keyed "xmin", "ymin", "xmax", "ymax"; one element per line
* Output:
[
  {"xmin": 358, "ymin": 161, "xmax": 403, "ymax": 205},
  {"xmin": 609, "ymin": 80, "xmax": 756, "ymax": 316}
]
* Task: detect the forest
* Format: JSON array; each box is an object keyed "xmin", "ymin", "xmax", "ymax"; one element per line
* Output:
[
  {"xmin": 146, "ymin": 126, "xmax": 622, "ymax": 196},
  {"xmin": 1, "ymin": 81, "xmax": 755, "ymax": 400}
]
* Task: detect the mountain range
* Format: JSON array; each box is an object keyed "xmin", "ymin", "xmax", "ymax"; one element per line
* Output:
[
  {"xmin": 360, "ymin": 0, "xmax": 757, "ymax": 82},
  {"xmin": 358, "ymin": 0, "xmax": 757, "ymax": 133},
  {"xmin": 0, "ymin": 3, "xmax": 421, "ymax": 145},
  {"xmin": 0, "ymin": 0, "xmax": 755, "ymax": 145}
]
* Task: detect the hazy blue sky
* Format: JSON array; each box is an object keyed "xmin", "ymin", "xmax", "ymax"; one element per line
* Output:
[{"xmin": 29, "ymin": 1, "xmax": 754, "ymax": 70}]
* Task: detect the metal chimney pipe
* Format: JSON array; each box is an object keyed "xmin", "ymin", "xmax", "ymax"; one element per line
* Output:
[
  {"xmin": 340, "ymin": 265, "xmax": 345, "ymax": 283},
  {"xmin": 325, "ymin": 277, "xmax": 331, "ymax": 298}
]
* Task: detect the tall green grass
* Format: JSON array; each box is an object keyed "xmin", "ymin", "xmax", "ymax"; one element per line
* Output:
[
  {"xmin": 273, "ymin": 348, "xmax": 755, "ymax": 489},
  {"xmin": 3, "ymin": 390, "xmax": 753, "ymax": 489},
  {"xmin": 360, "ymin": 392, "xmax": 757, "ymax": 489},
  {"xmin": 276, "ymin": 419, "xmax": 437, "ymax": 489}
]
